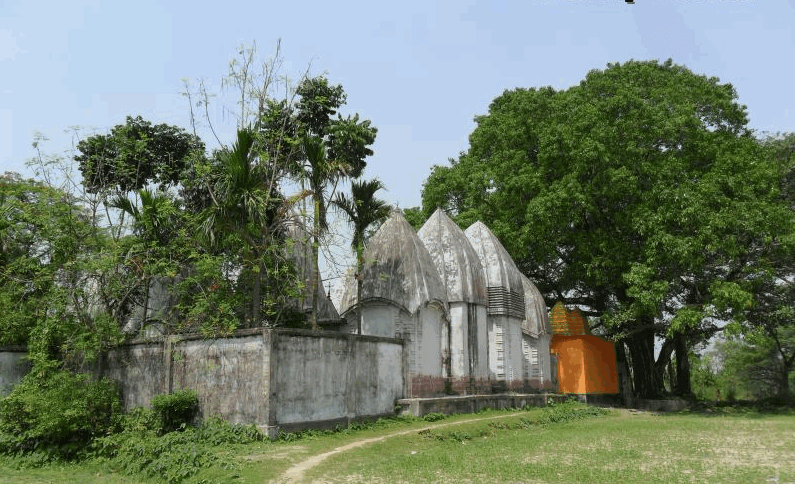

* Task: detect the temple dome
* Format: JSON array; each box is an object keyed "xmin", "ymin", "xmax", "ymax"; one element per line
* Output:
[
  {"xmin": 520, "ymin": 273, "xmax": 551, "ymax": 336},
  {"xmin": 464, "ymin": 221, "xmax": 525, "ymax": 319},
  {"xmin": 338, "ymin": 210, "xmax": 448, "ymax": 315},
  {"xmin": 417, "ymin": 209, "xmax": 487, "ymax": 306}
]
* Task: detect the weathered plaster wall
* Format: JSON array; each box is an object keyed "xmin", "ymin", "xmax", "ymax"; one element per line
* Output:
[
  {"xmin": 362, "ymin": 302, "xmax": 398, "ymax": 337},
  {"xmin": 172, "ymin": 332, "xmax": 269, "ymax": 427},
  {"xmin": 487, "ymin": 315, "xmax": 524, "ymax": 388},
  {"xmin": 99, "ymin": 329, "xmax": 404, "ymax": 437},
  {"xmin": 448, "ymin": 303, "xmax": 469, "ymax": 378},
  {"xmin": 0, "ymin": 346, "xmax": 30, "ymax": 397},
  {"xmin": 270, "ymin": 331, "xmax": 403, "ymax": 429},
  {"xmin": 102, "ymin": 340, "xmax": 168, "ymax": 410}
]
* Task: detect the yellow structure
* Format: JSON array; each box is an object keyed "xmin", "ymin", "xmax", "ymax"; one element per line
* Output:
[{"xmin": 549, "ymin": 302, "xmax": 618, "ymax": 394}]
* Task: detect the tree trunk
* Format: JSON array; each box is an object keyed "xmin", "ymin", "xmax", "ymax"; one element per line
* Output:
[
  {"xmin": 674, "ymin": 331, "xmax": 692, "ymax": 396},
  {"xmin": 310, "ymin": 198, "xmax": 320, "ymax": 331},
  {"xmin": 654, "ymin": 337, "xmax": 675, "ymax": 393},
  {"xmin": 356, "ymin": 243, "xmax": 364, "ymax": 335},
  {"xmin": 252, "ymin": 258, "xmax": 262, "ymax": 327},
  {"xmin": 625, "ymin": 322, "xmax": 660, "ymax": 398}
]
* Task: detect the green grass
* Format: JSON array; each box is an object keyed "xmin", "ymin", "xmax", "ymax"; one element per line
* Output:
[{"xmin": 2, "ymin": 403, "xmax": 794, "ymax": 483}]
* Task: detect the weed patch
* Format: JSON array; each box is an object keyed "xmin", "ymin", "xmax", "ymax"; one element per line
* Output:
[{"xmin": 91, "ymin": 417, "xmax": 263, "ymax": 484}]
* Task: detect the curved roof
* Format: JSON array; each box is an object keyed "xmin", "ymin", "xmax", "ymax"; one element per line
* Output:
[
  {"xmin": 417, "ymin": 209, "xmax": 487, "ymax": 305},
  {"xmin": 520, "ymin": 273, "xmax": 551, "ymax": 336},
  {"xmin": 338, "ymin": 210, "xmax": 448, "ymax": 316},
  {"xmin": 464, "ymin": 221, "xmax": 524, "ymax": 295},
  {"xmin": 464, "ymin": 221, "xmax": 525, "ymax": 318}
]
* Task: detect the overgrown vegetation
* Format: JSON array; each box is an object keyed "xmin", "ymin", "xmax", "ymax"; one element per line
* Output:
[
  {"xmin": 0, "ymin": 383, "xmax": 262, "ymax": 483},
  {"xmin": 0, "ymin": 368, "xmax": 121, "ymax": 463},
  {"xmin": 691, "ymin": 334, "xmax": 795, "ymax": 403},
  {"xmin": 150, "ymin": 389, "xmax": 200, "ymax": 433},
  {"xmin": 91, "ymin": 415, "xmax": 262, "ymax": 484}
]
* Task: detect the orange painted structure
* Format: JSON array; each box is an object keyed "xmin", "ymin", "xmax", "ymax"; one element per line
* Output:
[{"xmin": 549, "ymin": 302, "xmax": 619, "ymax": 394}]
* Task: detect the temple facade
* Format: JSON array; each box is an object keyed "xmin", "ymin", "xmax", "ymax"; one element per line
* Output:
[{"xmin": 336, "ymin": 209, "xmax": 554, "ymax": 396}]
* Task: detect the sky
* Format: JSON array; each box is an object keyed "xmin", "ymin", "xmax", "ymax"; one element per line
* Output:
[{"xmin": 2, "ymin": 0, "xmax": 795, "ymax": 283}]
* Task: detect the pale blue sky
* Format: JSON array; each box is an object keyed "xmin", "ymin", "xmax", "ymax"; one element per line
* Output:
[{"xmin": 2, "ymin": 0, "xmax": 794, "ymax": 211}]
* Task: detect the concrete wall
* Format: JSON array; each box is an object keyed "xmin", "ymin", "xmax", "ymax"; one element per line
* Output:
[
  {"xmin": 269, "ymin": 331, "xmax": 404, "ymax": 431},
  {"xmin": 0, "ymin": 346, "xmax": 30, "ymax": 398},
  {"xmin": 101, "ymin": 340, "xmax": 168, "ymax": 411},
  {"xmin": 99, "ymin": 328, "xmax": 404, "ymax": 438},
  {"xmin": 173, "ymin": 332, "xmax": 270, "ymax": 428}
]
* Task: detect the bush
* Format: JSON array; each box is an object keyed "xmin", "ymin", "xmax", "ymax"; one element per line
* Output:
[
  {"xmin": 150, "ymin": 388, "xmax": 199, "ymax": 433},
  {"xmin": 538, "ymin": 400, "xmax": 608, "ymax": 425},
  {"xmin": 423, "ymin": 412, "xmax": 446, "ymax": 422},
  {"xmin": 92, "ymin": 416, "xmax": 263, "ymax": 483},
  {"xmin": 0, "ymin": 368, "xmax": 121, "ymax": 461}
]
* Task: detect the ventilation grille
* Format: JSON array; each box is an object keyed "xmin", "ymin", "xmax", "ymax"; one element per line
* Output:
[{"xmin": 487, "ymin": 287, "xmax": 525, "ymax": 319}]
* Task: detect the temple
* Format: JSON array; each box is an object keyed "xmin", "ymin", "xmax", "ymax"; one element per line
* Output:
[{"xmin": 337, "ymin": 209, "xmax": 557, "ymax": 396}]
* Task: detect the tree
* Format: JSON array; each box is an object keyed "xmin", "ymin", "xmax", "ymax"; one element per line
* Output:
[
  {"xmin": 332, "ymin": 178, "xmax": 391, "ymax": 334},
  {"xmin": 0, "ymin": 172, "xmax": 123, "ymax": 369},
  {"xmin": 290, "ymin": 77, "xmax": 377, "ymax": 330},
  {"xmin": 183, "ymin": 44, "xmax": 377, "ymax": 330},
  {"xmin": 109, "ymin": 188, "xmax": 184, "ymax": 333},
  {"xmin": 75, "ymin": 115, "xmax": 203, "ymax": 196},
  {"xmin": 197, "ymin": 128, "xmax": 291, "ymax": 327},
  {"xmin": 421, "ymin": 59, "xmax": 792, "ymax": 398},
  {"xmin": 402, "ymin": 207, "xmax": 427, "ymax": 231}
]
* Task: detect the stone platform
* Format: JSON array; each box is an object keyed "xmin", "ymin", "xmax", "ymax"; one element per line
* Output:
[{"xmin": 396, "ymin": 393, "xmax": 568, "ymax": 417}]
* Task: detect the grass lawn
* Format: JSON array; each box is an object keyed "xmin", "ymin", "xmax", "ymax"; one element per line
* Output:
[{"xmin": 1, "ymin": 404, "xmax": 794, "ymax": 483}]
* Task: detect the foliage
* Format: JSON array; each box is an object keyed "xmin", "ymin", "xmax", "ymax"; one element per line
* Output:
[
  {"xmin": 0, "ymin": 173, "xmax": 124, "ymax": 365},
  {"xmin": 193, "ymin": 128, "xmax": 299, "ymax": 327},
  {"xmin": 422, "ymin": 412, "xmax": 447, "ymax": 422},
  {"xmin": 536, "ymin": 399, "xmax": 608, "ymax": 425},
  {"xmin": 150, "ymin": 389, "xmax": 200, "ymax": 434},
  {"xmin": 420, "ymin": 59, "xmax": 795, "ymax": 398},
  {"xmin": 402, "ymin": 206, "xmax": 427, "ymax": 231},
  {"xmin": 333, "ymin": 178, "xmax": 391, "ymax": 257},
  {"xmin": 92, "ymin": 416, "xmax": 262, "ymax": 484},
  {"xmin": 0, "ymin": 368, "xmax": 121, "ymax": 462},
  {"xmin": 75, "ymin": 115, "xmax": 203, "ymax": 195},
  {"xmin": 286, "ymin": 76, "xmax": 378, "ymax": 329},
  {"xmin": 718, "ymin": 333, "xmax": 795, "ymax": 402}
]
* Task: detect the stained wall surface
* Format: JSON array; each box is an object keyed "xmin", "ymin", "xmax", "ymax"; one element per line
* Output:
[
  {"xmin": 270, "ymin": 331, "xmax": 403, "ymax": 427},
  {"xmin": 0, "ymin": 347, "xmax": 30, "ymax": 398},
  {"xmin": 99, "ymin": 329, "xmax": 403, "ymax": 437}
]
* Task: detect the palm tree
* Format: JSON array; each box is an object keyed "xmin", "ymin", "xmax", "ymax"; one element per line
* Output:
[
  {"xmin": 300, "ymin": 135, "xmax": 351, "ymax": 330},
  {"xmin": 110, "ymin": 188, "xmax": 179, "ymax": 331},
  {"xmin": 198, "ymin": 128, "xmax": 281, "ymax": 326},
  {"xmin": 332, "ymin": 178, "xmax": 390, "ymax": 334}
]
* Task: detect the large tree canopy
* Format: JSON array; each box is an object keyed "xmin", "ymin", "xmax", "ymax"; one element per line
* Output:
[
  {"xmin": 421, "ymin": 59, "xmax": 795, "ymax": 397},
  {"xmin": 75, "ymin": 115, "xmax": 204, "ymax": 195}
]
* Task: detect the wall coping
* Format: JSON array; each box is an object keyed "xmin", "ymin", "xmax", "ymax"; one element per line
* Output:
[
  {"xmin": 121, "ymin": 327, "xmax": 405, "ymax": 347},
  {"xmin": 0, "ymin": 345, "xmax": 28, "ymax": 353}
]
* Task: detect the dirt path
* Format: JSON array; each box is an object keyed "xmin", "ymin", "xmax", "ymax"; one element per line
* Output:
[{"xmin": 277, "ymin": 411, "xmax": 541, "ymax": 483}]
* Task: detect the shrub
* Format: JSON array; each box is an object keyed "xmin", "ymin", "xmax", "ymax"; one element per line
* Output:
[
  {"xmin": 0, "ymin": 368, "xmax": 121, "ymax": 461},
  {"xmin": 423, "ymin": 412, "xmax": 446, "ymax": 422},
  {"xmin": 150, "ymin": 388, "xmax": 199, "ymax": 433},
  {"xmin": 537, "ymin": 400, "xmax": 607, "ymax": 425},
  {"xmin": 92, "ymin": 415, "xmax": 263, "ymax": 483}
]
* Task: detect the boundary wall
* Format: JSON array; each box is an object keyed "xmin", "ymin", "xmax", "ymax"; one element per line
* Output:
[
  {"xmin": 0, "ymin": 346, "xmax": 30, "ymax": 398},
  {"xmin": 2, "ymin": 330, "xmax": 405, "ymax": 440}
]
